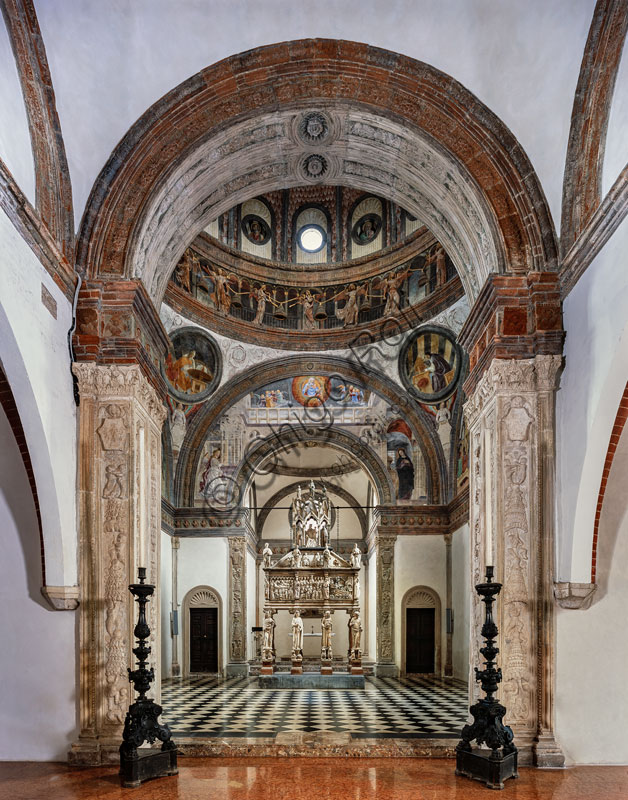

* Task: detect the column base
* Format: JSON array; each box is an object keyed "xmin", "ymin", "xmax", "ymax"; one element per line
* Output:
[
  {"xmin": 225, "ymin": 662, "xmax": 249, "ymax": 677},
  {"xmin": 533, "ymin": 733, "xmax": 565, "ymax": 768},
  {"xmin": 374, "ymin": 662, "xmax": 399, "ymax": 677}
]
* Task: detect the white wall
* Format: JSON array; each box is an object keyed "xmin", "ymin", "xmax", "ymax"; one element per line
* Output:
[
  {"xmin": 177, "ymin": 536, "xmax": 228, "ymax": 672},
  {"xmin": 395, "ymin": 536, "xmax": 446, "ymax": 673},
  {"xmin": 557, "ymin": 215, "xmax": 628, "ymax": 581},
  {"xmin": 556, "ymin": 420, "xmax": 628, "ymax": 764},
  {"xmin": 36, "ymin": 0, "xmax": 593, "ymax": 227},
  {"xmin": 0, "ymin": 404, "xmax": 76, "ymax": 760},
  {"xmin": 0, "ymin": 15, "xmax": 35, "ymax": 202},
  {"xmin": 451, "ymin": 523, "xmax": 470, "ymax": 682},
  {"xmin": 160, "ymin": 530, "xmax": 173, "ymax": 679},
  {"xmin": 0, "ymin": 207, "xmax": 77, "ymax": 589}
]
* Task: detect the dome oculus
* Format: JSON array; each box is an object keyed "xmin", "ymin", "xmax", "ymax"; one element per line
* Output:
[{"xmin": 298, "ymin": 225, "xmax": 326, "ymax": 253}]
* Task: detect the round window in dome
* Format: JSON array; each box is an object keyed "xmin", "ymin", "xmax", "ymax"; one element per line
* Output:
[{"xmin": 298, "ymin": 224, "xmax": 326, "ymax": 253}]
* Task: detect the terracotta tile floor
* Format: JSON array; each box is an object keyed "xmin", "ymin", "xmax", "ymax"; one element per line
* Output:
[{"xmin": 2, "ymin": 759, "xmax": 628, "ymax": 800}]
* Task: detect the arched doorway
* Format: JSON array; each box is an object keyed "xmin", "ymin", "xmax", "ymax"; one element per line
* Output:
[
  {"xmin": 401, "ymin": 586, "xmax": 442, "ymax": 676},
  {"xmin": 182, "ymin": 585, "xmax": 223, "ymax": 677}
]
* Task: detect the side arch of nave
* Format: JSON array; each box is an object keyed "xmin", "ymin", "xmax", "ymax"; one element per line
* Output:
[{"xmin": 173, "ymin": 354, "xmax": 448, "ymax": 509}]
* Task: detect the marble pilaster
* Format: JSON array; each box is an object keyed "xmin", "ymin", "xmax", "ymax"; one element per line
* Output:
[
  {"xmin": 374, "ymin": 532, "xmax": 398, "ymax": 677},
  {"xmin": 69, "ymin": 364, "xmax": 166, "ymax": 766},
  {"xmin": 465, "ymin": 355, "xmax": 563, "ymax": 767},
  {"xmin": 226, "ymin": 535, "xmax": 248, "ymax": 676}
]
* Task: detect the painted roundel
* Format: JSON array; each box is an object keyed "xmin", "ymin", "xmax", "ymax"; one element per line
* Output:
[
  {"xmin": 242, "ymin": 214, "xmax": 271, "ymax": 245},
  {"xmin": 351, "ymin": 213, "xmax": 382, "ymax": 245},
  {"xmin": 162, "ymin": 327, "xmax": 222, "ymax": 404},
  {"xmin": 399, "ymin": 326, "xmax": 461, "ymax": 403},
  {"xmin": 291, "ymin": 375, "xmax": 330, "ymax": 407}
]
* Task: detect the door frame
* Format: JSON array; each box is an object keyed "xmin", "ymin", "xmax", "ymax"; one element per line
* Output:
[
  {"xmin": 401, "ymin": 585, "xmax": 441, "ymax": 676},
  {"xmin": 182, "ymin": 585, "xmax": 223, "ymax": 677}
]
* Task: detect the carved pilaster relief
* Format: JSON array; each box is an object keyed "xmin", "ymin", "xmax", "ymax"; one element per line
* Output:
[
  {"xmin": 228, "ymin": 536, "xmax": 247, "ymax": 663},
  {"xmin": 465, "ymin": 355, "xmax": 563, "ymax": 765},
  {"xmin": 70, "ymin": 364, "xmax": 166, "ymax": 764},
  {"xmin": 375, "ymin": 534, "xmax": 396, "ymax": 665}
]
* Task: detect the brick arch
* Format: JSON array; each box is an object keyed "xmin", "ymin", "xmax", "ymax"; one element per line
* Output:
[
  {"xmin": 76, "ymin": 39, "xmax": 557, "ymax": 306},
  {"xmin": 174, "ymin": 354, "xmax": 447, "ymax": 507}
]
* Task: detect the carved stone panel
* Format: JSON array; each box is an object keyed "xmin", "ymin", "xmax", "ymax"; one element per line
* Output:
[
  {"xmin": 228, "ymin": 536, "xmax": 247, "ymax": 665},
  {"xmin": 375, "ymin": 534, "xmax": 396, "ymax": 670},
  {"xmin": 70, "ymin": 364, "xmax": 166, "ymax": 766},
  {"xmin": 464, "ymin": 355, "xmax": 563, "ymax": 766}
]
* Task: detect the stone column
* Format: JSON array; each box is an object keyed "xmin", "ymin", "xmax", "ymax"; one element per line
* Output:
[
  {"xmin": 171, "ymin": 535, "xmax": 180, "ymax": 677},
  {"xmin": 374, "ymin": 532, "xmax": 398, "ymax": 677},
  {"xmin": 226, "ymin": 535, "xmax": 248, "ymax": 676},
  {"xmin": 444, "ymin": 533, "xmax": 453, "ymax": 677},
  {"xmin": 465, "ymin": 356, "xmax": 563, "ymax": 766},
  {"xmin": 69, "ymin": 364, "xmax": 166, "ymax": 766}
]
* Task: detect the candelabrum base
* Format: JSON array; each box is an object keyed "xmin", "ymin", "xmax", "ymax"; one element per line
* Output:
[
  {"xmin": 456, "ymin": 746, "xmax": 518, "ymax": 790},
  {"xmin": 120, "ymin": 745, "xmax": 178, "ymax": 789}
]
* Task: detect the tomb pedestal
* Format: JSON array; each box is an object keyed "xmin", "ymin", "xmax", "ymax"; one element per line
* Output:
[{"xmin": 320, "ymin": 659, "xmax": 333, "ymax": 676}]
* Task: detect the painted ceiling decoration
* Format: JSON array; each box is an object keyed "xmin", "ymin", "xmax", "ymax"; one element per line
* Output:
[
  {"xmin": 166, "ymin": 235, "xmax": 463, "ymax": 350},
  {"xmin": 203, "ymin": 186, "xmax": 421, "ymax": 264}
]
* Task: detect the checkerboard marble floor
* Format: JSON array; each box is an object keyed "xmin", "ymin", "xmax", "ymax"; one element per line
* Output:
[{"xmin": 161, "ymin": 674, "xmax": 468, "ymax": 739}]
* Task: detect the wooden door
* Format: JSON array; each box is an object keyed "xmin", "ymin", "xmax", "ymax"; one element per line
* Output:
[
  {"xmin": 190, "ymin": 607, "xmax": 218, "ymax": 673},
  {"xmin": 406, "ymin": 607, "xmax": 435, "ymax": 673}
]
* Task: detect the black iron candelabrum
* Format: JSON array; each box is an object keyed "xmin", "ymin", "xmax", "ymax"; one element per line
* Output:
[
  {"xmin": 119, "ymin": 567, "xmax": 178, "ymax": 789},
  {"xmin": 455, "ymin": 566, "xmax": 518, "ymax": 790}
]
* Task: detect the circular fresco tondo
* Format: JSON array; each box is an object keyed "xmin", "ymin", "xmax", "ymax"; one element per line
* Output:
[
  {"xmin": 351, "ymin": 213, "xmax": 382, "ymax": 246},
  {"xmin": 162, "ymin": 327, "xmax": 222, "ymax": 404},
  {"xmin": 399, "ymin": 326, "xmax": 461, "ymax": 403},
  {"xmin": 242, "ymin": 214, "xmax": 271, "ymax": 246}
]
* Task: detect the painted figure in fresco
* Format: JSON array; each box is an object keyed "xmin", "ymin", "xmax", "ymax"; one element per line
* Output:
[
  {"xmin": 375, "ymin": 268, "xmax": 411, "ymax": 316},
  {"xmin": 424, "ymin": 350, "xmax": 452, "ymax": 394},
  {"xmin": 357, "ymin": 218, "xmax": 376, "ymax": 242},
  {"xmin": 434, "ymin": 245, "xmax": 448, "ymax": 286},
  {"xmin": 170, "ymin": 402, "xmax": 187, "ymax": 453},
  {"xmin": 174, "ymin": 250, "xmax": 193, "ymax": 293},
  {"xmin": 165, "ymin": 351, "xmax": 197, "ymax": 393},
  {"xmin": 247, "ymin": 218, "xmax": 265, "ymax": 243},
  {"xmin": 207, "ymin": 267, "xmax": 233, "ymax": 314},
  {"xmin": 199, "ymin": 447, "xmax": 226, "ymax": 501},
  {"xmin": 334, "ymin": 283, "xmax": 367, "ymax": 327},
  {"xmin": 395, "ymin": 446, "xmax": 415, "ymax": 500},
  {"xmin": 300, "ymin": 289, "xmax": 319, "ymax": 330},
  {"xmin": 251, "ymin": 284, "xmax": 276, "ymax": 325},
  {"xmin": 302, "ymin": 376, "xmax": 323, "ymax": 401}
]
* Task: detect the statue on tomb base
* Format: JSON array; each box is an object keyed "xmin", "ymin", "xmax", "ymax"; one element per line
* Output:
[
  {"xmin": 262, "ymin": 610, "xmax": 275, "ymax": 660},
  {"xmin": 291, "ymin": 545, "xmax": 302, "ymax": 568},
  {"xmin": 291, "ymin": 610, "xmax": 303, "ymax": 657},
  {"xmin": 349, "ymin": 611, "xmax": 362, "ymax": 659},
  {"xmin": 262, "ymin": 542, "xmax": 273, "ymax": 568},
  {"xmin": 350, "ymin": 543, "xmax": 362, "ymax": 569},
  {"xmin": 321, "ymin": 611, "xmax": 333, "ymax": 660}
]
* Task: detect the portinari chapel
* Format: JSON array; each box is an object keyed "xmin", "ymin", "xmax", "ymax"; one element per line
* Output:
[{"xmin": 1, "ymin": 1, "xmax": 628, "ymax": 797}]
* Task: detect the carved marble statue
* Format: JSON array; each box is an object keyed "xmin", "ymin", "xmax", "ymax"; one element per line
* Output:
[
  {"xmin": 349, "ymin": 611, "xmax": 363, "ymax": 658},
  {"xmin": 262, "ymin": 542, "xmax": 273, "ymax": 568},
  {"xmin": 323, "ymin": 546, "xmax": 332, "ymax": 568},
  {"xmin": 321, "ymin": 611, "xmax": 333, "ymax": 659},
  {"xmin": 262, "ymin": 610, "xmax": 275, "ymax": 660},
  {"xmin": 291, "ymin": 545, "xmax": 302, "ymax": 568},
  {"xmin": 350, "ymin": 543, "xmax": 362, "ymax": 569},
  {"xmin": 291, "ymin": 610, "xmax": 303, "ymax": 657},
  {"xmin": 291, "ymin": 480, "xmax": 331, "ymax": 548}
]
